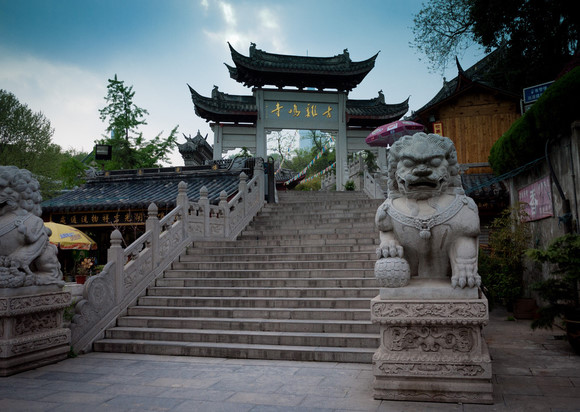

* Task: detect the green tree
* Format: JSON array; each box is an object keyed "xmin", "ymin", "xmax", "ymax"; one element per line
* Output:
[
  {"xmin": 412, "ymin": 0, "xmax": 578, "ymax": 92},
  {"xmin": 0, "ymin": 89, "xmax": 64, "ymax": 198},
  {"xmin": 97, "ymin": 75, "xmax": 178, "ymax": 169},
  {"xmin": 411, "ymin": 0, "xmax": 474, "ymax": 73},
  {"xmin": 267, "ymin": 130, "xmax": 295, "ymax": 164},
  {"xmin": 288, "ymin": 131, "xmax": 335, "ymax": 176},
  {"xmin": 59, "ymin": 149, "xmax": 90, "ymax": 189}
]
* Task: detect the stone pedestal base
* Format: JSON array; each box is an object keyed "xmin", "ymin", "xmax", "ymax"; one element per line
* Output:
[
  {"xmin": 371, "ymin": 279, "xmax": 492, "ymax": 404},
  {"xmin": 0, "ymin": 286, "xmax": 71, "ymax": 376}
]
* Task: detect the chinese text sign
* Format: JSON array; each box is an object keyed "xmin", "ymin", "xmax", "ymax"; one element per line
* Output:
[{"xmin": 518, "ymin": 176, "xmax": 553, "ymax": 221}]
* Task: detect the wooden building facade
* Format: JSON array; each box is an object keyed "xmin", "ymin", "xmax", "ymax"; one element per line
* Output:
[{"xmin": 412, "ymin": 57, "xmax": 521, "ymax": 175}]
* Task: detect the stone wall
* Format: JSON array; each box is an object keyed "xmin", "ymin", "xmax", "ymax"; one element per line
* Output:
[{"xmin": 506, "ymin": 121, "xmax": 580, "ymax": 294}]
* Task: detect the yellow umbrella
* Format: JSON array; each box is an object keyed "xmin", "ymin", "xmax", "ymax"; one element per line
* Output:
[{"xmin": 44, "ymin": 222, "xmax": 97, "ymax": 250}]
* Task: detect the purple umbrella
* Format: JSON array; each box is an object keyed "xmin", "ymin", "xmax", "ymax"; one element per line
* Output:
[{"xmin": 365, "ymin": 120, "xmax": 425, "ymax": 147}]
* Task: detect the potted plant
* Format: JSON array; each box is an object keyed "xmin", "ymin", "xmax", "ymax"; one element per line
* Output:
[
  {"xmin": 75, "ymin": 257, "xmax": 94, "ymax": 284},
  {"xmin": 526, "ymin": 234, "xmax": 580, "ymax": 354},
  {"xmin": 344, "ymin": 180, "xmax": 355, "ymax": 191}
]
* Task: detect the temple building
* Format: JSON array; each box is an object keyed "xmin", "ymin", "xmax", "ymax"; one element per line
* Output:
[
  {"xmin": 412, "ymin": 54, "xmax": 521, "ymax": 175},
  {"xmin": 178, "ymin": 130, "xmax": 213, "ymax": 166},
  {"xmin": 41, "ymin": 162, "xmax": 255, "ymax": 268},
  {"xmin": 188, "ymin": 42, "xmax": 409, "ymax": 189}
]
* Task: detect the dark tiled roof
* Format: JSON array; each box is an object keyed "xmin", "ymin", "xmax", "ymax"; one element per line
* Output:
[
  {"xmin": 413, "ymin": 52, "xmax": 519, "ymax": 116},
  {"xmin": 178, "ymin": 130, "xmax": 213, "ymax": 154},
  {"xmin": 42, "ymin": 169, "xmax": 244, "ymax": 213},
  {"xmin": 346, "ymin": 91, "xmax": 409, "ymax": 127},
  {"xmin": 227, "ymin": 43, "xmax": 378, "ymax": 91},
  {"xmin": 189, "ymin": 85, "xmax": 257, "ymax": 124},
  {"xmin": 190, "ymin": 88, "xmax": 407, "ymax": 127},
  {"xmin": 274, "ymin": 168, "xmax": 298, "ymax": 184},
  {"xmin": 462, "ymin": 173, "xmax": 509, "ymax": 213}
]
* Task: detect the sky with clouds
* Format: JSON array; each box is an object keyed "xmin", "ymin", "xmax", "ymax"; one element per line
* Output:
[{"xmin": 0, "ymin": 0, "xmax": 485, "ymax": 166}]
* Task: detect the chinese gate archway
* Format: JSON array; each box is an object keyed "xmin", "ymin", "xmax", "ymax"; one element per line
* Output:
[{"xmin": 189, "ymin": 43, "xmax": 409, "ymax": 189}]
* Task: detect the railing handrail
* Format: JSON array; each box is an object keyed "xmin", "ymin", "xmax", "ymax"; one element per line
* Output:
[
  {"xmin": 70, "ymin": 159, "xmax": 265, "ymax": 353},
  {"xmin": 363, "ymin": 169, "xmax": 385, "ymax": 199}
]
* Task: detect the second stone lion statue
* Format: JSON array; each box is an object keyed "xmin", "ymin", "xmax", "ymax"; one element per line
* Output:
[
  {"xmin": 0, "ymin": 166, "xmax": 63, "ymax": 288},
  {"xmin": 375, "ymin": 132, "xmax": 481, "ymax": 289}
]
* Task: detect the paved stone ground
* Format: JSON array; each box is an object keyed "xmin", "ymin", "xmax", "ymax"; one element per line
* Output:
[{"xmin": 1, "ymin": 308, "xmax": 579, "ymax": 412}]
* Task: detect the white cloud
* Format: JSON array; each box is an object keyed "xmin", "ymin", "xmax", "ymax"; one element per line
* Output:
[
  {"xmin": 259, "ymin": 8, "xmax": 278, "ymax": 31},
  {"xmin": 202, "ymin": 3, "xmax": 286, "ymax": 54},
  {"xmin": 218, "ymin": 1, "xmax": 236, "ymax": 25},
  {"xmin": 200, "ymin": 0, "xmax": 209, "ymax": 11},
  {"xmin": 0, "ymin": 50, "xmax": 105, "ymax": 153}
]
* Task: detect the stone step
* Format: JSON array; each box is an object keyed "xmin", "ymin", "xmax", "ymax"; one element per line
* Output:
[
  {"xmin": 240, "ymin": 228, "xmax": 375, "ymax": 238},
  {"xmin": 275, "ymin": 197, "xmax": 381, "ymax": 206},
  {"xmin": 193, "ymin": 237, "xmax": 380, "ymax": 247},
  {"xmin": 186, "ymin": 244, "xmax": 377, "ymax": 255},
  {"xmin": 94, "ymin": 191, "xmax": 381, "ymax": 363},
  {"xmin": 180, "ymin": 251, "xmax": 377, "ymax": 261},
  {"xmin": 245, "ymin": 219, "xmax": 376, "ymax": 229},
  {"xmin": 254, "ymin": 210, "xmax": 377, "ymax": 219},
  {"xmin": 92, "ymin": 339, "xmax": 375, "ymax": 363},
  {"xmin": 164, "ymin": 268, "xmax": 376, "ymax": 278},
  {"xmin": 242, "ymin": 225, "xmax": 376, "ymax": 234},
  {"xmin": 103, "ymin": 327, "xmax": 379, "ymax": 348},
  {"xmin": 155, "ymin": 277, "xmax": 378, "ymax": 288},
  {"xmin": 253, "ymin": 212, "xmax": 375, "ymax": 221},
  {"xmin": 127, "ymin": 306, "xmax": 372, "ymax": 320},
  {"xmin": 146, "ymin": 286, "xmax": 378, "ymax": 298},
  {"xmin": 237, "ymin": 232, "xmax": 379, "ymax": 241},
  {"xmin": 116, "ymin": 316, "xmax": 378, "ymax": 334},
  {"xmin": 136, "ymin": 296, "xmax": 372, "ymax": 310},
  {"xmin": 272, "ymin": 194, "xmax": 375, "ymax": 201},
  {"xmin": 170, "ymin": 260, "xmax": 374, "ymax": 270}
]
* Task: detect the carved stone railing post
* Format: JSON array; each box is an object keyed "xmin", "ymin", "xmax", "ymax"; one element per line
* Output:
[
  {"xmin": 219, "ymin": 190, "xmax": 229, "ymax": 238},
  {"xmin": 107, "ymin": 229, "xmax": 124, "ymax": 304},
  {"xmin": 199, "ymin": 186, "xmax": 210, "ymax": 237},
  {"xmin": 146, "ymin": 203, "xmax": 159, "ymax": 269},
  {"xmin": 255, "ymin": 159, "xmax": 265, "ymax": 202},
  {"xmin": 238, "ymin": 172, "xmax": 248, "ymax": 215},
  {"xmin": 176, "ymin": 181, "xmax": 189, "ymax": 240},
  {"xmin": 363, "ymin": 170, "xmax": 385, "ymax": 200}
]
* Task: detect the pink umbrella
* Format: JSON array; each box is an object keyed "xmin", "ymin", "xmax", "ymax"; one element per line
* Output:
[{"xmin": 365, "ymin": 120, "xmax": 425, "ymax": 147}]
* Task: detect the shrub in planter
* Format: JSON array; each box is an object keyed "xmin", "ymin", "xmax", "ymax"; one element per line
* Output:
[
  {"xmin": 295, "ymin": 176, "xmax": 321, "ymax": 191},
  {"xmin": 526, "ymin": 234, "xmax": 580, "ymax": 354},
  {"xmin": 344, "ymin": 180, "xmax": 355, "ymax": 191},
  {"xmin": 479, "ymin": 205, "xmax": 531, "ymax": 310}
]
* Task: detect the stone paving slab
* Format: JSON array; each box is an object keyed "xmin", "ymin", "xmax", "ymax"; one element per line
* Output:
[{"xmin": 0, "ymin": 308, "xmax": 579, "ymax": 411}]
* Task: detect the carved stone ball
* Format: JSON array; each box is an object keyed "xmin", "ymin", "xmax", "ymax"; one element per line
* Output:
[{"xmin": 374, "ymin": 257, "xmax": 411, "ymax": 288}]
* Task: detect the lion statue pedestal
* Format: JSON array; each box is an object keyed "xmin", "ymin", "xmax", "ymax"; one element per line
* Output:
[
  {"xmin": 0, "ymin": 166, "xmax": 70, "ymax": 376},
  {"xmin": 371, "ymin": 133, "xmax": 492, "ymax": 404}
]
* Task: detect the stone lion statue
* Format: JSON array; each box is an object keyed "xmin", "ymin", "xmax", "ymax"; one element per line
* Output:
[
  {"xmin": 375, "ymin": 133, "xmax": 481, "ymax": 288},
  {"xmin": 0, "ymin": 166, "xmax": 63, "ymax": 288}
]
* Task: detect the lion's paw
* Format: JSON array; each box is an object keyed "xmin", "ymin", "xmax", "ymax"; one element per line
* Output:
[
  {"xmin": 451, "ymin": 257, "xmax": 481, "ymax": 289},
  {"xmin": 377, "ymin": 240, "xmax": 404, "ymax": 259}
]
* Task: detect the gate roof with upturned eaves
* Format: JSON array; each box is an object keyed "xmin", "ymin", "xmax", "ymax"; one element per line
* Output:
[
  {"xmin": 189, "ymin": 43, "xmax": 408, "ymax": 128},
  {"xmin": 226, "ymin": 42, "xmax": 377, "ymax": 91},
  {"xmin": 189, "ymin": 86, "xmax": 408, "ymax": 128}
]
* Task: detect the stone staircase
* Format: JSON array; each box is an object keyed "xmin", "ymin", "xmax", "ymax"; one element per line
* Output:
[{"xmin": 93, "ymin": 191, "xmax": 383, "ymax": 362}]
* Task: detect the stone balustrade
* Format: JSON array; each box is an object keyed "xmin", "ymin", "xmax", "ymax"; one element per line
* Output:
[{"xmin": 70, "ymin": 160, "xmax": 265, "ymax": 353}]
